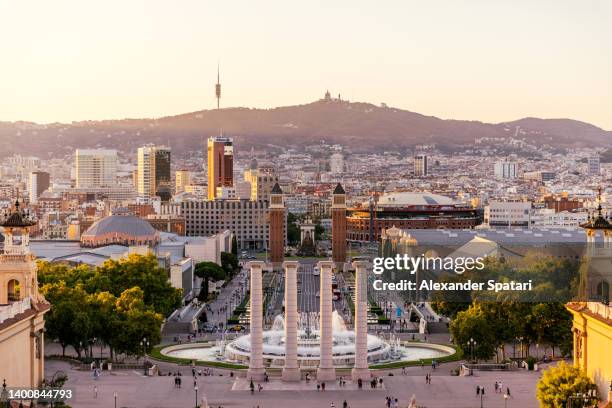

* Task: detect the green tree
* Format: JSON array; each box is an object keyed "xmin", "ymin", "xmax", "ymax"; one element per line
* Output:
[
  {"xmin": 528, "ymin": 303, "xmax": 573, "ymax": 358},
  {"xmin": 194, "ymin": 261, "xmax": 226, "ymax": 300},
  {"xmin": 536, "ymin": 362, "xmax": 597, "ymax": 408},
  {"xmin": 449, "ymin": 304, "xmax": 497, "ymax": 361},
  {"xmin": 231, "ymin": 235, "xmax": 238, "ymax": 256},
  {"xmin": 221, "ymin": 252, "xmax": 239, "ymax": 276},
  {"xmin": 41, "ymin": 282, "xmax": 92, "ymax": 357},
  {"xmin": 112, "ymin": 287, "xmax": 163, "ymax": 358},
  {"xmin": 287, "ymin": 212, "xmax": 300, "ymax": 245},
  {"xmin": 94, "ymin": 254, "xmax": 182, "ymax": 316}
]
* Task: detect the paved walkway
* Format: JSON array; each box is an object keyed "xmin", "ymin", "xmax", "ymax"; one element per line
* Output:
[{"xmin": 45, "ymin": 359, "xmax": 543, "ymax": 408}]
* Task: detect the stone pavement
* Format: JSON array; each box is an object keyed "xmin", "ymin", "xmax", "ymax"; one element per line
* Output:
[
  {"xmin": 45, "ymin": 359, "xmax": 543, "ymax": 408},
  {"xmin": 232, "ymin": 378, "xmax": 386, "ymax": 391}
]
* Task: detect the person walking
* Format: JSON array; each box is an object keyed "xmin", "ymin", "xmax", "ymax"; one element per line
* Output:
[
  {"xmin": 343, "ymin": 400, "xmax": 348, "ymax": 408},
  {"xmin": 476, "ymin": 385, "xmax": 480, "ymax": 396}
]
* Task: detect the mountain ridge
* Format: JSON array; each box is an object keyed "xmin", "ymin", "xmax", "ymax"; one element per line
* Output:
[{"xmin": 0, "ymin": 99, "xmax": 609, "ymax": 157}]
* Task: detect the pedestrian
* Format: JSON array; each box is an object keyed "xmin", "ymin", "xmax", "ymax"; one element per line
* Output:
[
  {"xmin": 476, "ymin": 385, "xmax": 480, "ymax": 396},
  {"xmin": 322, "ymin": 382, "xmax": 326, "ymax": 391},
  {"xmin": 481, "ymin": 386, "xmax": 485, "ymax": 396},
  {"xmin": 258, "ymin": 383, "xmax": 262, "ymax": 392},
  {"xmin": 317, "ymin": 383, "xmax": 321, "ymax": 392},
  {"xmin": 250, "ymin": 379, "xmax": 254, "ymax": 394},
  {"xmin": 499, "ymin": 381, "xmax": 503, "ymax": 393},
  {"xmin": 343, "ymin": 400, "xmax": 348, "ymax": 408},
  {"xmin": 507, "ymin": 387, "xmax": 511, "ymax": 397},
  {"xmin": 93, "ymin": 385, "xmax": 98, "ymax": 399},
  {"xmin": 494, "ymin": 381, "xmax": 498, "ymax": 393}
]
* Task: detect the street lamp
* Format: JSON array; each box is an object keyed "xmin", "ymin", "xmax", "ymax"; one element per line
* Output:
[
  {"xmin": 468, "ymin": 338, "xmax": 477, "ymax": 362},
  {"xmin": 140, "ymin": 338, "xmax": 150, "ymax": 375},
  {"xmin": 1, "ymin": 379, "xmax": 9, "ymax": 408},
  {"xmin": 194, "ymin": 385, "xmax": 199, "ymax": 408},
  {"xmin": 113, "ymin": 391, "xmax": 117, "ymax": 408}
]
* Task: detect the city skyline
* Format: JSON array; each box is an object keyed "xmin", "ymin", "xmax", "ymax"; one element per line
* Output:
[{"xmin": 0, "ymin": 0, "xmax": 611, "ymax": 129}]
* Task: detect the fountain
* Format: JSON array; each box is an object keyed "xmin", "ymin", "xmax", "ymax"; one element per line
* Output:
[
  {"xmin": 163, "ymin": 311, "xmax": 453, "ymax": 367},
  {"xmin": 161, "ymin": 261, "xmax": 454, "ymax": 370}
]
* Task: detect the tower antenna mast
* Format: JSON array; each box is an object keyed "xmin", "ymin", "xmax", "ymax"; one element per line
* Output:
[{"xmin": 215, "ymin": 63, "xmax": 221, "ymax": 109}]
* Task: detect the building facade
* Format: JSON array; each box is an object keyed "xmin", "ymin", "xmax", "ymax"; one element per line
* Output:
[
  {"xmin": 29, "ymin": 171, "xmax": 50, "ymax": 204},
  {"xmin": 207, "ymin": 137, "xmax": 233, "ymax": 200},
  {"xmin": 0, "ymin": 202, "xmax": 50, "ymax": 389},
  {"xmin": 414, "ymin": 154, "xmax": 428, "ymax": 177},
  {"xmin": 75, "ymin": 149, "xmax": 117, "ymax": 188},
  {"xmin": 347, "ymin": 192, "xmax": 480, "ymax": 242},
  {"xmin": 137, "ymin": 145, "xmax": 171, "ymax": 199}
]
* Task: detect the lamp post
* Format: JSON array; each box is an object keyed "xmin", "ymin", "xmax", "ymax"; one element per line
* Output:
[
  {"xmin": 140, "ymin": 338, "xmax": 149, "ymax": 375},
  {"xmin": 1, "ymin": 379, "xmax": 9, "ymax": 408},
  {"xmin": 113, "ymin": 391, "xmax": 117, "ymax": 408},
  {"xmin": 194, "ymin": 385, "xmax": 199, "ymax": 408},
  {"xmin": 468, "ymin": 338, "xmax": 477, "ymax": 362}
]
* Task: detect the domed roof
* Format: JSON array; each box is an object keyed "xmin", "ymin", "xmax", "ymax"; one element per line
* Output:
[
  {"xmin": 82, "ymin": 215, "xmax": 157, "ymax": 238},
  {"xmin": 370, "ymin": 192, "xmax": 457, "ymax": 207}
]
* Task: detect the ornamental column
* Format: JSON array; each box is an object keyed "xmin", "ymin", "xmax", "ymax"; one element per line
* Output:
[
  {"xmin": 331, "ymin": 183, "xmax": 347, "ymax": 270},
  {"xmin": 282, "ymin": 261, "xmax": 301, "ymax": 381},
  {"xmin": 247, "ymin": 261, "xmax": 266, "ymax": 381},
  {"xmin": 351, "ymin": 260, "xmax": 370, "ymax": 381},
  {"xmin": 317, "ymin": 261, "xmax": 336, "ymax": 381}
]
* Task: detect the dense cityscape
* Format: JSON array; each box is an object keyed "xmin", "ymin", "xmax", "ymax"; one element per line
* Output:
[{"xmin": 1, "ymin": 2, "xmax": 611, "ymax": 407}]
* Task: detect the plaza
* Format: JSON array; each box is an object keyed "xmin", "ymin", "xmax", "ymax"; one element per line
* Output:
[{"xmin": 45, "ymin": 358, "xmax": 543, "ymax": 408}]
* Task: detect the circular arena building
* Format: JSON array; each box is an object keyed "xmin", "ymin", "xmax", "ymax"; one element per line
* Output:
[
  {"xmin": 347, "ymin": 191, "xmax": 480, "ymax": 242},
  {"xmin": 80, "ymin": 215, "xmax": 160, "ymax": 248}
]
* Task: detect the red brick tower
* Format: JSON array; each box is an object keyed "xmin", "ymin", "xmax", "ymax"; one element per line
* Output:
[
  {"xmin": 332, "ymin": 183, "xmax": 347, "ymax": 268},
  {"xmin": 269, "ymin": 183, "xmax": 285, "ymax": 267}
]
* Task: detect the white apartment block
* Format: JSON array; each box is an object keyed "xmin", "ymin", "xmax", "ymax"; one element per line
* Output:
[
  {"xmin": 494, "ymin": 160, "xmax": 518, "ymax": 179},
  {"xmin": 484, "ymin": 201, "xmax": 532, "ymax": 227},
  {"xmin": 75, "ymin": 149, "xmax": 117, "ymax": 188}
]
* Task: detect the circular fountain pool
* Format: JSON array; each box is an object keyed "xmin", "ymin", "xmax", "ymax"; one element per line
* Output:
[{"xmin": 162, "ymin": 312, "xmax": 454, "ymax": 368}]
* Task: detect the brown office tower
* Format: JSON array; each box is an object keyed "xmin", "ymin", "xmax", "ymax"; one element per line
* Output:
[
  {"xmin": 332, "ymin": 183, "xmax": 347, "ymax": 269},
  {"xmin": 207, "ymin": 136, "xmax": 234, "ymax": 200},
  {"xmin": 269, "ymin": 183, "xmax": 285, "ymax": 268}
]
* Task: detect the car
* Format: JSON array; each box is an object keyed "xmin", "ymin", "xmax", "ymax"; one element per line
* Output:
[{"xmin": 313, "ymin": 267, "xmax": 320, "ymax": 276}]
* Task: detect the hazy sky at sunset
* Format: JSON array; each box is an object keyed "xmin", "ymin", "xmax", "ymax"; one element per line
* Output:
[{"xmin": 1, "ymin": 0, "xmax": 610, "ymax": 128}]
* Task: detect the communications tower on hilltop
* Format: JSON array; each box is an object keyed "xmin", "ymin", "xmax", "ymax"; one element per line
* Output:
[{"xmin": 215, "ymin": 63, "xmax": 221, "ymax": 109}]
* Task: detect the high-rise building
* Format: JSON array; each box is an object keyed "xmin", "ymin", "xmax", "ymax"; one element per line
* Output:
[
  {"xmin": 244, "ymin": 160, "xmax": 278, "ymax": 201},
  {"xmin": 175, "ymin": 170, "xmax": 191, "ymax": 194},
  {"xmin": 494, "ymin": 160, "xmax": 518, "ymax": 179},
  {"xmin": 588, "ymin": 154, "xmax": 601, "ymax": 176},
  {"xmin": 75, "ymin": 149, "xmax": 117, "ymax": 188},
  {"xmin": 330, "ymin": 153, "xmax": 344, "ymax": 175},
  {"xmin": 137, "ymin": 145, "xmax": 171, "ymax": 200},
  {"xmin": 269, "ymin": 183, "xmax": 285, "ymax": 267},
  {"xmin": 207, "ymin": 136, "xmax": 234, "ymax": 200},
  {"xmin": 29, "ymin": 171, "xmax": 50, "ymax": 204},
  {"xmin": 331, "ymin": 183, "xmax": 347, "ymax": 267},
  {"xmin": 414, "ymin": 154, "xmax": 428, "ymax": 176}
]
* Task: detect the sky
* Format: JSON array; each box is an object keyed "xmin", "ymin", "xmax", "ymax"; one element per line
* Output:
[{"xmin": 0, "ymin": 0, "xmax": 610, "ymax": 129}]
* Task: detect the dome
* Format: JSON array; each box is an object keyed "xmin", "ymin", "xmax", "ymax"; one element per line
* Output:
[
  {"xmin": 81, "ymin": 215, "xmax": 159, "ymax": 248},
  {"xmin": 368, "ymin": 192, "xmax": 457, "ymax": 207}
]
